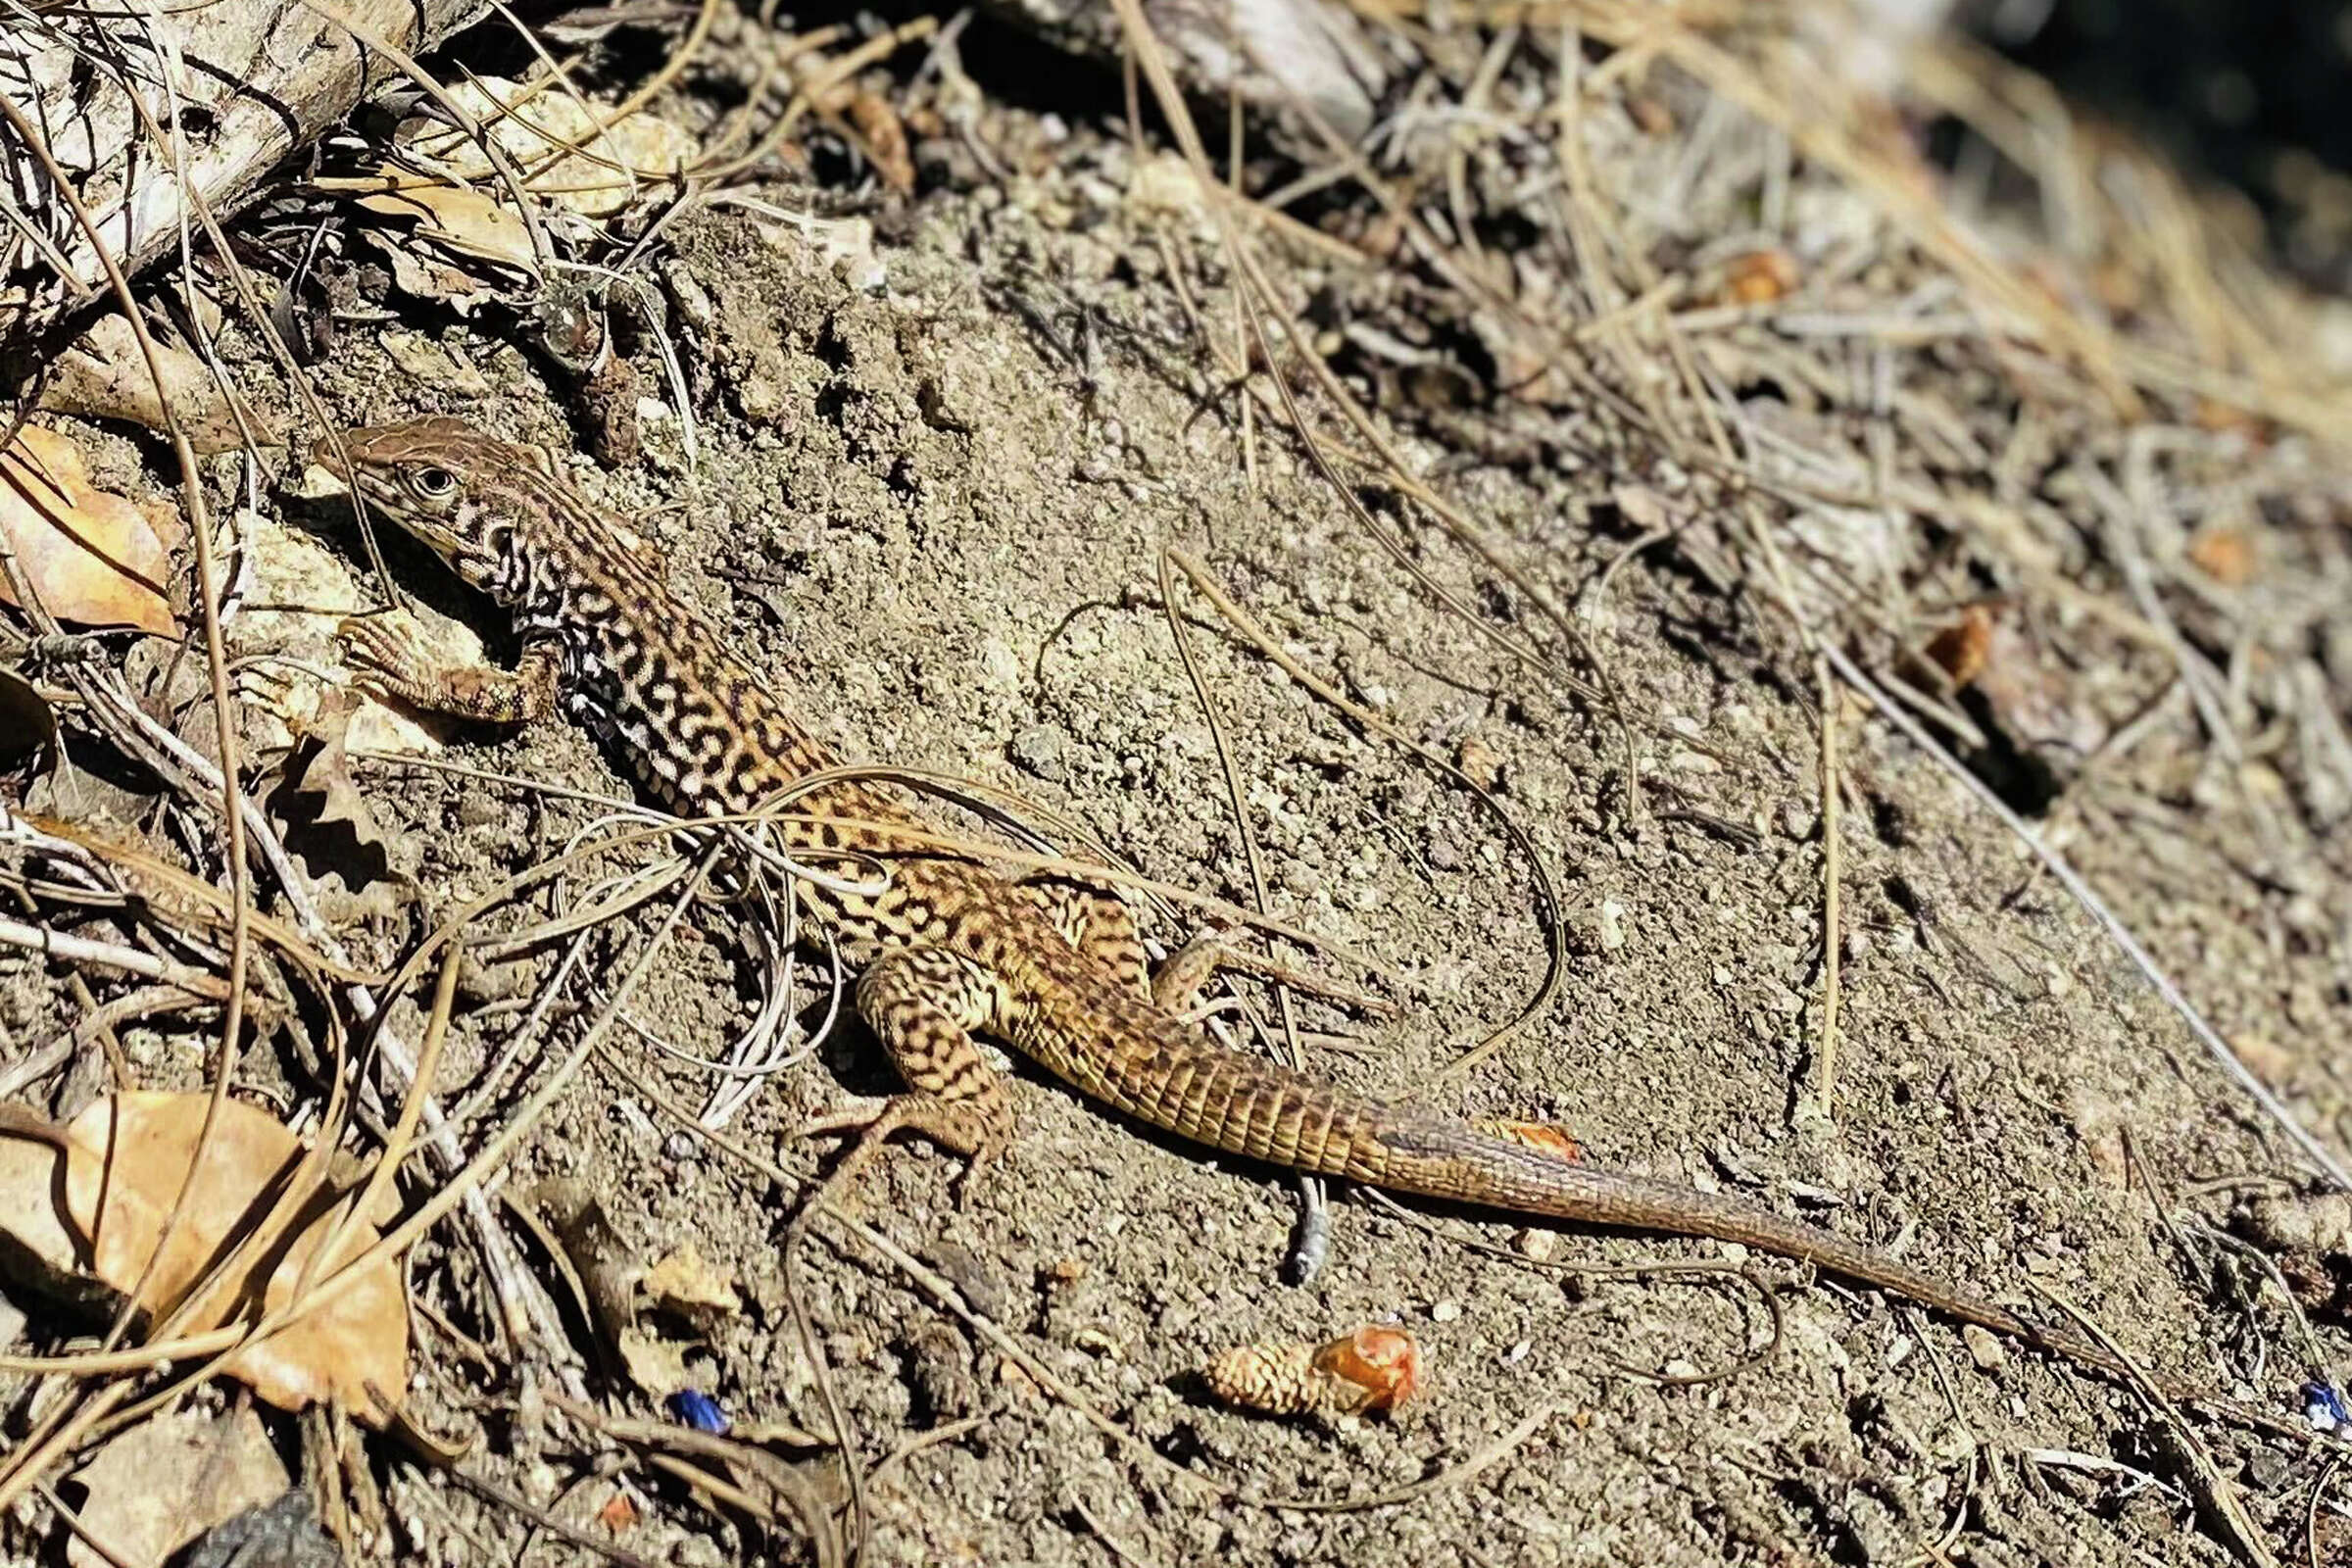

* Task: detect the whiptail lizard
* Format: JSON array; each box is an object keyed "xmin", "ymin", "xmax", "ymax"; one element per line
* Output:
[{"xmin": 318, "ymin": 416, "xmax": 2188, "ymax": 1397}]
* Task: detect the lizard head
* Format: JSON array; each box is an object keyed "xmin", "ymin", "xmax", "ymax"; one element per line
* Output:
[{"xmin": 313, "ymin": 417, "xmax": 544, "ymax": 599}]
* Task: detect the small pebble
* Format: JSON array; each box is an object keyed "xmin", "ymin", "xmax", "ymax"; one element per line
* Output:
[
  {"xmin": 1456, "ymin": 735, "xmax": 1503, "ymax": 790},
  {"xmin": 1009, "ymin": 724, "xmax": 1067, "ymax": 781},
  {"xmin": 662, "ymin": 1131, "xmax": 699, "ymax": 1161},
  {"xmin": 1512, "ymin": 1228, "xmax": 1556, "ymax": 1262},
  {"xmin": 1961, "ymin": 1325, "xmax": 2006, "ymax": 1372},
  {"xmin": 2243, "ymin": 1447, "xmax": 2289, "ymax": 1489},
  {"xmin": 1596, "ymin": 899, "xmax": 1628, "ymax": 952},
  {"xmin": 1429, "ymin": 1298, "xmax": 1461, "ymax": 1324}
]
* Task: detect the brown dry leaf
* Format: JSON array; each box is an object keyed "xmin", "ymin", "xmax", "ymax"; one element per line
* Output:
[
  {"xmin": 2192, "ymin": 397, "xmax": 2270, "ymax": 441},
  {"xmin": 642, "ymin": 1243, "xmax": 741, "ymax": 1315},
  {"xmin": 616, "ymin": 1325, "xmax": 693, "ymax": 1396},
  {"xmin": 844, "ymin": 90, "xmax": 914, "ymax": 194},
  {"xmin": 394, "ymin": 76, "xmax": 695, "ymax": 218},
  {"xmin": 62, "ymin": 1405, "xmax": 289, "ymax": 1568},
  {"xmin": 1626, "ymin": 95, "xmax": 1677, "ymax": 136},
  {"xmin": 1454, "ymin": 734, "xmax": 1503, "ymax": 791},
  {"xmin": 0, "ymin": 425, "xmax": 179, "ymax": 633},
  {"xmin": 60, "ymin": 1092, "xmax": 409, "ymax": 1420},
  {"xmin": 1719, "ymin": 249, "xmax": 1800, "ymax": 305},
  {"xmin": 356, "ymin": 183, "xmax": 538, "ymax": 276},
  {"xmin": 1921, "ymin": 604, "xmax": 1993, "ymax": 687},
  {"xmin": 263, "ymin": 692, "xmax": 405, "ymax": 925},
  {"xmin": 0, "ymin": 1126, "xmax": 80, "ymax": 1283},
  {"xmin": 2187, "ymin": 524, "xmax": 2258, "ymax": 585},
  {"xmin": 357, "ymin": 225, "xmax": 501, "ymax": 312}
]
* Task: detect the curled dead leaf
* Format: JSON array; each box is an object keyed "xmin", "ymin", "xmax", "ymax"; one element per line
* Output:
[
  {"xmin": 0, "ymin": 425, "xmax": 181, "ymax": 633},
  {"xmin": 1626, "ymin": 95, "xmax": 1677, "ymax": 136},
  {"xmin": 61, "ymin": 1406, "xmax": 289, "ymax": 1568},
  {"xmin": 642, "ymin": 1243, "xmax": 742, "ymax": 1316},
  {"xmin": 1921, "ymin": 604, "xmax": 1993, "ymax": 688},
  {"xmin": 1719, "ymin": 249, "xmax": 1799, "ymax": 305},
  {"xmin": 355, "ymin": 182, "xmax": 539, "ymax": 278},
  {"xmin": 2187, "ymin": 524, "xmax": 2257, "ymax": 586},
  {"xmin": 0, "ymin": 1124, "xmax": 83, "ymax": 1290},
  {"xmin": 617, "ymin": 1326, "xmax": 694, "ymax": 1396},
  {"xmin": 263, "ymin": 693, "xmax": 405, "ymax": 925},
  {"xmin": 60, "ymin": 1092, "xmax": 409, "ymax": 1421},
  {"xmin": 844, "ymin": 91, "xmax": 915, "ymax": 195},
  {"xmin": 1455, "ymin": 734, "xmax": 1503, "ymax": 791}
]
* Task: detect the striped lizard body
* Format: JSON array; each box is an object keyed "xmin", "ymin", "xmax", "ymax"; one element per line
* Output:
[{"xmin": 318, "ymin": 416, "xmax": 2175, "ymax": 1395}]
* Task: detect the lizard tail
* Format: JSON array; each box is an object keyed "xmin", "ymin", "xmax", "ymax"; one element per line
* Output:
[{"xmin": 1363, "ymin": 1112, "xmax": 2140, "ymax": 1384}]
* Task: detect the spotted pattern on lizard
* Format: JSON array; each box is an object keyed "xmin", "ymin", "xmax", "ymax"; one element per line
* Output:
[{"xmin": 318, "ymin": 415, "xmax": 2188, "ymax": 1396}]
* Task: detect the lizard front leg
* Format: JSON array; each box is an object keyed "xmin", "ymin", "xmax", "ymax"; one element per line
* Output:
[{"xmin": 339, "ymin": 613, "xmax": 563, "ymax": 724}]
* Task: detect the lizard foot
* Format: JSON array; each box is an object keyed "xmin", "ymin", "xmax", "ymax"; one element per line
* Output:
[{"xmin": 796, "ymin": 1091, "xmax": 1010, "ymax": 1216}]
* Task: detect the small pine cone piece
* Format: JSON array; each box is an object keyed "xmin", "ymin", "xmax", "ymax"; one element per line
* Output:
[{"xmin": 1202, "ymin": 1326, "xmax": 1424, "ymax": 1418}]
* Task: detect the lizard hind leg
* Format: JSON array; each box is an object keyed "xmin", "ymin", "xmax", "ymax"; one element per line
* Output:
[
  {"xmin": 806, "ymin": 945, "xmax": 1019, "ymax": 1211},
  {"xmin": 1019, "ymin": 876, "xmax": 1226, "ymax": 1013},
  {"xmin": 1020, "ymin": 877, "xmax": 1152, "ymax": 1000}
]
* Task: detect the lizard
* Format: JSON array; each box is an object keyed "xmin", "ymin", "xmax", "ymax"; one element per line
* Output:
[{"xmin": 314, "ymin": 414, "xmax": 2202, "ymax": 1399}]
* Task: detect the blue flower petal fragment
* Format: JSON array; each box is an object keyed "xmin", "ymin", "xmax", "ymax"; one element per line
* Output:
[
  {"xmin": 2302, "ymin": 1381, "xmax": 2348, "ymax": 1433},
  {"xmin": 664, "ymin": 1390, "xmax": 729, "ymax": 1435}
]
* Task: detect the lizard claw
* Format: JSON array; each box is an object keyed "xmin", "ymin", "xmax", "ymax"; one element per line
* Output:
[
  {"xmin": 336, "ymin": 614, "xmax": 426, "ymax": 702},
  {"xmin": 949, "ymin": 1136, "xmax": 1006, "ymax": 1213}
]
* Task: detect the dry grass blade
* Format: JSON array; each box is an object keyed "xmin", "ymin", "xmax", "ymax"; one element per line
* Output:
[
  {"xmin": 1160, "ymin": 551, "xmax": 1563, "ymax": 1080},
  {"xmin": 0, "ymin": 88, "xmax": 267, "ymax": 1516},
  {"xmin": 6, "ymin": 812, "xmax": 375, "ymax": 984},
  {"xmin": 1251, "ymin": 1397, "xmax": 1572, "ymax": 1513},
  {"xmin": 549, "ymin": 1395, "xmax": 844, "ymax": 1568}
]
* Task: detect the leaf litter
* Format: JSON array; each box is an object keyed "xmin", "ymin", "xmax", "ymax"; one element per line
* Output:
[
  {"xmin": 41, "ymin": 1092, "xmax": 410, "ymax": 1420},
  {"xmin": 58, "ymin": 1404, "xmax": 288, "ymax": 1568},
  {"xmin": 0, "ymin": 424, "xmax": 180, "ymax": 633}
]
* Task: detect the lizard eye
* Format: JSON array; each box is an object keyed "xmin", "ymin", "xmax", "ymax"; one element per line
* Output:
[{"xmin": 410, "ymin": 465, "xmax": 459, "ymax": 499}]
